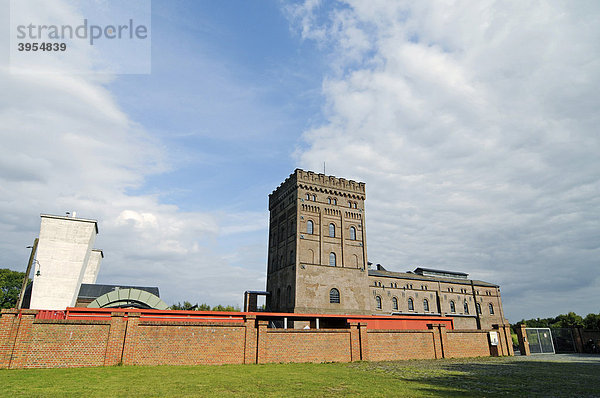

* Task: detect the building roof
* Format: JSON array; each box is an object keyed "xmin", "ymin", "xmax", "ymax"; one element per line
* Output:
[
  {"xmin": 77, "ymin": 284, "xmax": 160, "ymax": 300},
  {"xmin": 413, "ymin": 267, "xmax": 469, "ymax": 278},
  {"xmin": 368, "ymin": 268, "xmax": 498, "ymax": 288}
]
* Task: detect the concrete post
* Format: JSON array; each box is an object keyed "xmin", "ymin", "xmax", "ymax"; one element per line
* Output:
[{"xmin": 516, "ymin": 324, "xmax": 530, "ymax": 356}]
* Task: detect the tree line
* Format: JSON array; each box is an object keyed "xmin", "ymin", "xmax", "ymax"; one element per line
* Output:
[
  {"xmin": 513, "ymin": 311, "xmax": 600, "ymax": 331},
  {"xmin": 170, "ymin": 301, "xmax": 241, "ymax": 312}
]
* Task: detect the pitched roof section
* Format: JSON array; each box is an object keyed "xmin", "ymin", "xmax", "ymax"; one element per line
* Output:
[{"xmin": 368, "ymin": 268, "xmax": 498, "ymax": 287}]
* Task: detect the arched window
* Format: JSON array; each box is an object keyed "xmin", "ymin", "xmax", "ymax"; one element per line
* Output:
[
  {"xmin": 349, "ymin": 201, "xmax": 352, "ymax": 208},
  {"xmin": 464, "ymin": 301, "xmax": 469, "ymax": 314},
  {"xmin": 328, "ymin": 197, "xmax": 332, "ymax": 204},
  {"xmin": 476, "ymin": 302, "xmax": 482, "ymax": 314},
  {"xmin": 423, "ymin": 299, "xmax": 429, "ymax": 312},
  {"xmin": 489, "ymin": 303, "xmax": 494, "ymax": 315},
  {"xmin": 279, "ymin": 255, "xmax": 284, "ymax": 268},
  {"xmin": 289, "ymin": 250, "xmax": 294, "ymax": 264},
  {"xmin": 329, "ymin": 288, "xmax": 340, "ymax": 304},
  {"xmin": 450, "ymin": 300, "xmax": 456, "ymax": 313},
  {"xmin": 329, "ymin": 252, "xmax": 336, "ymax": 266},
  {"xmin": 375, "ymin": 296, "xmax": 382, "ymax": 310},
  {"xmin": 329, "ymin": 223, "xmax": 335, "ymax": 237},
  {"xmin": 408, "ymin": 298, "xmax": 414, "ymax": 311},
  {"xmin": 353, "ymin": 202, "xmax": 357, "ymax": 209},
  {"xmin": 306, "ymin": 220, "xmax": 314, "ymax": 234},
  {"xmin": 349, "ymin": 226, "xmax": 356, "ymax": 240},
  {"xmin": 312, "ymin": 195, "xmax": 316, "ymax": 201},
  {"xmin": 286, "ymin": 285, "xmax": 292, "ymax": 306},
  {"xmin": 392, "ymin": 297, "xmax": 398, "ymax": 310},
  {"xmin": 306, "ymin": 193, "xmax": 310, "ymax": 200},
  {"xmin": 333, "ymin": 198, "xmax": 337, "ymax": 205}
]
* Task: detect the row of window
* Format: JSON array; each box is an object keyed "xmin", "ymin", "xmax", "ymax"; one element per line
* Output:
[
  {"xmin": 304, "ymin": 193, "xmax": 360, "ymax": 209},
  {"xmin": 373, "ymin": 295, "xmax": 495, "ymax": 315},
  {"xmin": 306, "ymin": 221, "xmax": 358, "ymax": 240}
]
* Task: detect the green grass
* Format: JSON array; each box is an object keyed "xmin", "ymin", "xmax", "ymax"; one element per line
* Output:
[{"xmin": 1, "ymin": 356, "xmax": 599, "ymax": 397}]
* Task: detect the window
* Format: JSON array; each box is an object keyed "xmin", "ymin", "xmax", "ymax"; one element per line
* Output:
[
  {"xmin": 306, "ymin": 193, "xmax": 310, "ymax": 200},
  {"xmin": 328, "ymin": 197, "xmax": 332, "ymax": 204},
  {"xmin": 279, "ymin": 255, "xmax": 284, "ymax": 268},
  {"xmin": 349, "ymin": 201, "xmax": 352, "ymax": 208},
  {"xmin": 312, "ymin": 195, "xmax": 316, "ymax": 201},
  {"xmin": 476, "ymin": 303, "xmax": 482, "ymax": 314},
  {"xmin": 375, "ymin": 296, "xmax": 382, "ymax": 310},
  {"xmin": 450, "ymin": 300, "xmax": 456, "ymax": 313},
  {"xmin": 290, "ymin": 221, "xmax": 295, "ymax": 235},
  {"xmin": 464, "ymin": 301, "xmax": 469, "ymax": 314},
  {"xmin": 330, "ymin": 288, "xmax": 340, "ymax": 304},
  {"xmin": 408, "ymin": 298, "xmax": 414, "ymax": 311},
  {"xmin": 289, "ymin": 250, "xmax": 294, "ymax": 264},
  {"xmin": 392, "ymin": 297, "xmax": 398, "ymax": 310},
  {"xmin": 353, "ymin": 202, "xmax": 357, "ymax": 209},
  {"xmin": 329, "ymin": 252, "xmax": 336, "ymax": 266},
  {"xmin": 489, "ymin": 303, "xmax": 494, "ymax": 315},
  {"xmin": 333, "ymin": 198, "xmax": 337, "ymax": 205},
  {"xmin": 423, "ymin": 299, "xmax": 429, "ymax": 312},
  {"xmin": 329, "ymin": 223, "xmax": 335, "ymax": 237},
  {"xmin": 306, "ymin": 220, "xmax": 314, "ymax": 234},
  {"xmin": 349, "ymin": 226, "xmax": 356, "ymax": 240}
]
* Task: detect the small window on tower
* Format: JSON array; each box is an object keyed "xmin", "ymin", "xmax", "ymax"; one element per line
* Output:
[
  {"xmin": 329, "ymin": 288, "xmax": 340, "ymax": 304},
  {"xmin": 329, "ymin": 223, "xmax": 335, "ymax": 237},
  {"xmin": 307, "ymin": 220, "xmax": 314, "ymax": 234},
  {"xmin": 350, "ymin": 226, "xmax": 356, "ymax": 240},
  {"xmin": 392, "ymin": 297, "xmax": 398, "ymax": 310},
  {"xmin": 329, "ymin": 252, "xmax": 336, "ymax": 266},
  {"xmin": 408, "ymin": 298, "xmax": 414, "ymax": 311},
  {"xmin": 375, "ymin": 296, "xmax": 382, "ymax": 310}
]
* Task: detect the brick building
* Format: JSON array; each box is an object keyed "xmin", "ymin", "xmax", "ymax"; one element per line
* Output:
[{"xmin": 266, "ymin": 169, "xmax": 506, "ymax": 329}]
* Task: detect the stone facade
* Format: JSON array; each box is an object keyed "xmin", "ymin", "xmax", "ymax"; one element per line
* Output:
[{"xmin": 266, "ymin": 169, "xmax": 507, "ymax": 329}]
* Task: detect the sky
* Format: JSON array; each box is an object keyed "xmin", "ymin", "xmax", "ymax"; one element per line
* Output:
[{"xmin": 0, "ymin": 0, "xmax": 598, "ymax": 322}]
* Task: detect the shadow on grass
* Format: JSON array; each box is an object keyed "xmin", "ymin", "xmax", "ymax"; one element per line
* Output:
[{"xmin": 354, "ymin": 356, "xmax": 600, "ymax": 397}]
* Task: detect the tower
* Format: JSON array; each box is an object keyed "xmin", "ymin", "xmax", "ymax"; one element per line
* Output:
[
  {"xmin": 266, "ymin": 169, "xmax": 372, "ymax": 315},
  {"xmin": 29, "ymin": 214, "xmax": 99, "ymax": 310}
]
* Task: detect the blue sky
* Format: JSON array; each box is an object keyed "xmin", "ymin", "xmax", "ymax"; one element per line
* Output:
[{"xmin": 1, "ymin": 0, "xmax": 599, "ymax": 322}]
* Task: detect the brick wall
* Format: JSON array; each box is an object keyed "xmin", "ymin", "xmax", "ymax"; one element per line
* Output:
[
  {"xmin": 0, "ymin": 309, "xmax": 509, "ymax": 369},
  {"xmin": 445, "ymin": 330, "xmax": 491, "ymax": 358},
  {"xmin": 368, "ymin": 330, "xmax": 436, "ymax": 361},
  {"xmin": 261, "ymin": 329, "xmax": 352, "ymax": 363}
]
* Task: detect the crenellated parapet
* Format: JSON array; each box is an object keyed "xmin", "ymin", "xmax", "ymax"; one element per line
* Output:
[{"xmin": 269, "ymin": 169, "xmax": 366, "ymax": 210}]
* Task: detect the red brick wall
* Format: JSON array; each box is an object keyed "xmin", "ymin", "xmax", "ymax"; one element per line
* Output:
[
  {"xmin": 445, "ymin": 330, "xmax": 491, "ymax": 358},
  {"xmin": 0, "ymin": 309, "xmax": 506, "ymax": 369},
  {"xmin": 124, "ymin": 321, "xmax": 246, "ymax": 366},
  {"xmin": 261, "ymin": 330, "xmax": 352, "ymax": 363},
  {"xmin": 367, "ymin": 330, "xmax": 436, "ymax": 361},
  {"xmin": 24, "ymin": 321, "xmax": 110, "ymax": 368}
]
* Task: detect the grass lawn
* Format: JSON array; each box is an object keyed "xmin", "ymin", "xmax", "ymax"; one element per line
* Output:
[{"xmin": 1, "ymin": 356, "xmax": 599, "ymax": 397}]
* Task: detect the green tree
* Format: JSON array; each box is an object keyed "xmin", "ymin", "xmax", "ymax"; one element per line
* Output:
[
  {"xmin": 0, "ymin": 268, "xmax": 27, "ymax": 309},
  {"xmin": 583, "ymin": 313, "xmax": 600, "ymax": 330},
  {"xmin": 554, "ymin": 312, "xmax": 584, "ymax": 328}
]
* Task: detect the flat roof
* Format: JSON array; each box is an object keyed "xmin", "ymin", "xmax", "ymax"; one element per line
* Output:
[{"xmin": 41, "ymin": 214, "xmax": 99, "ymax": 234}]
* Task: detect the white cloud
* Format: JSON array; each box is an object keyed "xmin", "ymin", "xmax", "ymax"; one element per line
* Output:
[
  {"xmin": 290, "ymin": 0, "xmax": 600, "ymax": 321},
  {"xmin": 0, "ymin": 0, "xmax": 266, "ymax": 308}
]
